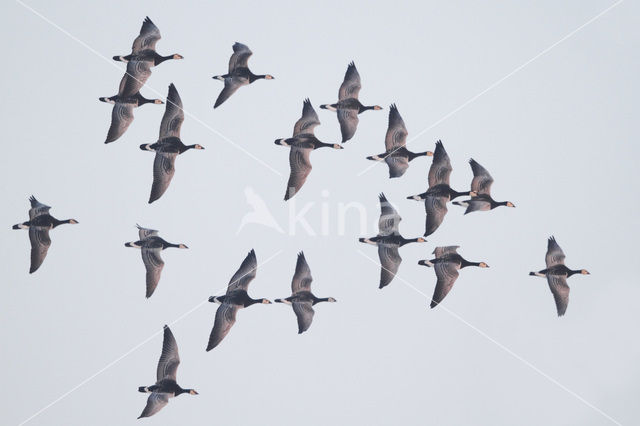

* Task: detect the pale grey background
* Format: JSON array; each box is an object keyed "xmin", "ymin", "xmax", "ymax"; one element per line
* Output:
[{"xmin": 1, "ymin": 1, "xmax": 638, "ymax": 425}]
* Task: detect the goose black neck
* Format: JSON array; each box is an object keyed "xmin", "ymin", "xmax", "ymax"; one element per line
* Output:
[
  {"xmin": 137, "ymin": 95, "xmax": 155, "ymax": 105},
  {"xmin": 315, "ymin": 141, "xmax": 334, "ymax": 148},
  {"xmin": 315, "ymin": 297, "xmax": 332, "ymax": 303},
  {"xmin": 246, "ymin": 297, "xmax": 265, "ymax": 306},
  {"xmin": 408, "ymin": 151, "xmax": 430, "ymax": 160},
  {"xmin": 155, "ymin": 54, "xmax": 174, "ymax": 65},
  {"xmin": 359, "ymin": 105, "xmax": 376, "ymax": 113},
  {"xmin": 400, "ymin": 237, "xmax": 421, "ymax": 246},
  {"xmin": 249, "ymin": 73, "xmax": 267, "ymax": 83},
  {"xmin": 449, "ymin": 189, "xmax": 470, "ymax": 200},
  {"xmin": 567, "ymin": 269, "xmax": 582, "ymax": 277},
  {"xmin": 184, "ymin": 144, "xmax": 199, "ymax": 151},
  {"xmin": 460, "ymin": 258, "xmax": 480, "ymax": 268},
  {"xmin": 52, "ymin": 218, "xmax": 73, "ymax": 227},
  {"xmin": 166, "ymin": 243, "xmax": 181, "ymax": 249}
]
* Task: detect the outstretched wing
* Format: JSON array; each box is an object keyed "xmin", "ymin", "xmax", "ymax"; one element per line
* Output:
[
  {"xmin": 428, "ymin": 140, "xmax": 452, "ymax": 187},
  {"xmin": 206, "ymin": 302, "xmax": 239, "ymax": 351},
  {"xmin": 149, "ymin": 152, "xmax": 178, "ymax": 203},
  {"xmin": 104, "ymin": 103, "xmax": 134, "ymax": 143},
  {"xmin": 28, "ymin": 196, "xmax": 50, "ymax": 220},
  {"xmin": 338, "ymin": 61, "xmax": 361, "ymax": 100},
  {"xmin": 293, "ymin": 98, "xmax": 320, "ymax": 137},
  {"xmin": 138, "ymin": 392, "xmax": 169, "ymax": 419},
  {"xmin": 378, "ymin": 244, "xmax": 401, "ymax": 289},
  {"xmin": 469, "ymin": 159, "xmax": 494, "ymax": 195},
  {"xmin": 137, "ymin": 224, "xmax": 159, "ymax": 240},
  {"xmin": 213, "ymin": 77, "xmax": 244, "ymax": 109},
  {"xmin": 292, "ymin": 301, "xmax": 315, "ymax": 334},
  {"xmin": 28, "ymin": 227, "xmax": 51, "ymax": 273},
  {"xmin": 431, "ymin": 262, "xmax": 460, "ymax": 308},
  {"xmin": 141, "ymin": 248, "xmax": 164, "ymax": 298},
  {"xmin": 131, "ymin": 16, "xmax": 161, "ymax": 54},
  {"xmin": 119, "ymin": 61, "xmax": 152, "ymax": 97},
  {"xmin": 284, "ymin": 146, "xmax": 313, "ymax": 200},
  {"xmin": 384, "ymin": 104, "xmax": 408, "ymax": 151},
  {"xmin": 433, "ymin": 246, "xmax": 460, "ymax": 258},
  {"xmin": 159, "ymin": 83, "xmax": 184, "ymax": 139},
  {"xmin": 337, "ymin": 108, "xmax": 358, "ymax": 143},
  {"xmin": 545, "ymin": 236, "xmax": 566, "ymax": 268},
  {"xmin": 547, "ymin": 274, "xmax": 570, "ymax": 316},
  {"xmin": 156, "ymin": 325, "xmax": 180, "ymax": 381},
  {"xmin": 227, "ymin": 249, "xmax": 257, "ymax": 293},
  {"xmin": 292, "ymin": 251, "xmax": 313, "ymax": 294},
  {"xmin": 377, "ymin": 193, "xmax": 401, "ymax": 236},
  {"xmin": 228, "ymin": 42, "xmax": 253, "ymax": 72},
  {"xmin": 424, "ymin": 195, "xmax": 448, "ymax": 237}
]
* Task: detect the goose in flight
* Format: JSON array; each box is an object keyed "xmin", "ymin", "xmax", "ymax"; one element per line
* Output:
[
  {"xmin": 212, "ymin": 42, "xmax": 274, "ymax": 108},
  {"xmin": 418, "ymin": 246, "xmax": 489, "ymax": 308},
  {"xmin": 114, "ymin": 17, "xmax": 183, "ymax": 66},
  {"xmin": 101, "ymin": 60, "xmax": 163, "ymax": 143},
  {"xmin": 529, "ymin": 236, "xmax": 589, "ymax": 316},
  {"xmin": 359, "ymin": 193, "xmax": 426, "ymax": 288},
  {"xmin": 319, "ymin": 62, "xmax": 381, "ymax": 142},
  {"xmin": 12, "ymin": 196, "xmax": 78, "ymax": 273},
  {"xmin": 138, "ymin": 325, "xmax": 197, "ymax": 419},
  {"xmin": 207, "ymin": 249, "xmax": 271, "ymax": 351},
  {"xmin": 453, "ymin": 159, "xmax": 515, "ymax": 213},
  {"xmin": 125, "ymin": 225, "xmax": 188, "ymax": 298},
  {"xmin": 275, "ymin": 98, "xmax": 343, "ymax": 200},
  {"xmin": 407, "ymin": 140, "xmax": 474, "ymax": 236},
  {"xmin": 140, "ymin": 84, "xmax": 204, "ymax": 203},
  {"xmin": 275, "ymin": 252, "xmax": 336, "ymax": 334},
  {"xmin": 366, "ymin": 104, "xmax": 432, "ymax": 178}
]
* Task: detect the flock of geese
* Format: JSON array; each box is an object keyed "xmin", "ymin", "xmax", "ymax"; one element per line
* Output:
[{"xmin": 10, "ymin": 17, "xmax": 591, "ymax": 419}]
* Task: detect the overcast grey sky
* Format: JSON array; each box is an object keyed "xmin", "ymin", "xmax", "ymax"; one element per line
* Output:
[{"xmin": 1, "ymin": 1, "xmax": 639, "ymax": 425}]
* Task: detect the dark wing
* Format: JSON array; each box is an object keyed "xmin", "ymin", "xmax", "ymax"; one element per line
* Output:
[
  {"xmin": 460, "ymin": 198, "xmax": 491, "ymax": 214},
  {"xmin": 104, "ymin": 103, "xmax": 134, "ymax": 143},
  {"xmin": 384, "ymin": 104, "xmax": 408, "ymax": 151},
  {"xmin": 291, "ymin": 251, "xmax": 313, "ymax": 294},
  {"xmin": 431, "ymin": 262, "xmax": 460, "ymax": 308},
  {"xmin": 424, "ymin": 195, "xmax": 448, "ymax": 237},
  {"xmin": 28, "ymin": 227, "xmax": 51, "ymax": 273},
  {"xmin": 469, "ymin": 159, "xmax": 494, "ymax": 195},
  {"xmin": 292, "ymin": 301, "xmax": 315, "ymax": 334},
  {"xmin": 138, "ymin": 392, "xmax": 169, "ymax": 419},
  {"xmin": 206, "ymin": 302, "xmax": 239, "ymax": 351},
  {"xmin": 433, "ymin": 246, "xmax": 460, "ymax": 258},
  {"xmin": 137, "ymin": 224, "xmax": 159, "ymax": 240},
  {"xmin": 149, "ymin": 152, "xmax": 178, "ymax": 203},
  {"xmin": 119, "ymin": 61, "xmax": 152, "ymax": 97},
  {"xmin": 131, "ymin": 16, "xmax": 161, "ymax": 54},
  {"xmin": 338, "ymin": 61, "xmax": 361, "ymax": 100},
  {"xmin": 547, "ymin": 275, "xmax": 570, "ymax": 316},
  {"xmin": 293, "ymin": 98, "xmax": 320, "ymax": 137},
  {"xmin": 378, "ymin": 244, "xmax": 401, "ymax": 289},
  {"xmin": 385, "ymin": 154, "xmax": 409, "ymax": 179},
  {"xmin": 284, "ymin": 146, "xmax": 312, "ymax": 200},
  {"xmin": 337, "ymin": 108, "xmax": 359, "ymax": 142},
  {"xmin": 428, "ymin": 140, "xmax": 453, "ymax": 187},
  {"xmin": 28, "ymin": 196, "xmax": 50, "ymax": 220},
  {"xmin": 156, "ymin": 325, "xmax": 180, "ymax": 381},
  {"xmin": 378, "ymin": 193, "xmax": 401, "ymax": 236},
  {"xmin": 228, "ymin": 42, "xmax": 253, "ymax": 72},
  {"xmin": 141, "ymin": 248, "xmax": 164, "ymax": 298},
  {"xmin": 545, "ymin": 236, "xmax": 566, "ymax": 268},
  {"xmin": 159, "ymin": 83, "xmax": 184, "ymax": 139},
  {"xmin": 227, "ymin": 249, "xmax": 257, "ymax": 293},
  {"xmin": 213, "ymin": 77, "xmax": 244, "ymax": 109}
]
